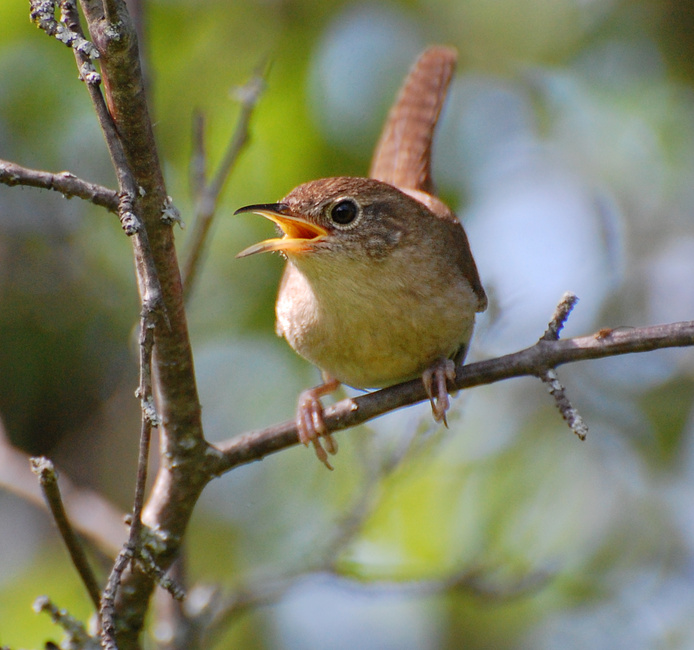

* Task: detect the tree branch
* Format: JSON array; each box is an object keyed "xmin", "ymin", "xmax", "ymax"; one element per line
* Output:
[
  {"xmin": 12, "ymin": 4, "xmax": 694, "ymax": 647},
  {"xmin": 538, "ymin": 292, "xmax": 589, "ymax": 439},
  {"xmin": 541, "ymin": 291, "xmax": 579, "ymax": 341},
  {"xmin": 207, "ymin": 319, "xmax": 694, "ymax": 475},
  {"xmin": 0, "ymin": 158, "xmax": 119, "ymax": 212},
  {"xmin": 25, "ymin": 2, "xmax": 207, "ymax": 646},
  {"xmin": 100, "ymin": 310, "xmax": 159, "ymax": 649},
  {"xmin": 71, "ymin": 2, "xmax": 209, "ymax": 645},
  {"xmin": 33, "ymin": 596, "xmax": 96, "ymax": 649},
  {"xmin": 540, "ymin": 368, "xmax": 589, "ymax": 440},
  {"xmin": 30, "ymin": 457, "xmax": 103, "ymax": 611}
]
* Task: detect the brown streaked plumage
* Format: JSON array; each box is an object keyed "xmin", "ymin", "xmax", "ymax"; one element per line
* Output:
[{"xmin": 235, "ymin": 46, "xmax": 486, "ymax": 469}]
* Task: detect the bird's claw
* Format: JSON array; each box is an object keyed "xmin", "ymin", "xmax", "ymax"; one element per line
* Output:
[
  {"xmin": 422, "ymin": 358, "xmax": 456, "ymax": 426},
  {"xmin": 296, "ymin": 379, "xmax": 340, "ymax": 470}
]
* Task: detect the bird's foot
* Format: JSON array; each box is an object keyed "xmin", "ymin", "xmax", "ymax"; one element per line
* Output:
[
  {"xmin": 296, "ymin": 377, "xmax": 341, "ymax": 470},
  {"xmin": 422, "ymin": 358, "xmax": 457, "ymax": 426}
]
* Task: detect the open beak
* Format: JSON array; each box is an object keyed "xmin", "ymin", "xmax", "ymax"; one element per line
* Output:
[{"xmin": 234, "ymin": 203, "xmax": 328, "ymax": 258}]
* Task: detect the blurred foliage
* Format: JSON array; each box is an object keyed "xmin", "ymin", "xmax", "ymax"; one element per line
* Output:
[
  {"xmin": 1, "ymin": 0, "xmax": 694, "ymax": 648},
  {"xmin": 0, "ymin": 533, "xmax": 94, "ymax": 648}
]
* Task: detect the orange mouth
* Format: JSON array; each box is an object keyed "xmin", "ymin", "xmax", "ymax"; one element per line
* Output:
[{"xmin": 234, "ymin": 203, "xmax": 328, "ymax": 257}]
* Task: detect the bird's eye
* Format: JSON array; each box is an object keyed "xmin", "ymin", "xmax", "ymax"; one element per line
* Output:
[{"xmin": 329, "ymin": 198, "xmax": 359, "ymax": 225}]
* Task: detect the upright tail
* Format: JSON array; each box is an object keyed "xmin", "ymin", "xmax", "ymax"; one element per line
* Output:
[{"xmin": 369, "ymin": 46, "xmax": 457, "ymax": 195}]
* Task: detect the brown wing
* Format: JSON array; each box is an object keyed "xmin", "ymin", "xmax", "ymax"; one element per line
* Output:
[{"xmin": 369, "ymin": 46, "xmax": 457, "ymax": 194}]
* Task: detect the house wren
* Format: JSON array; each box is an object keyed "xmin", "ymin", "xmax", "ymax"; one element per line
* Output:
[{"xmin": 236, "ymin": 46, "xmax": 487, "ymax": 468}]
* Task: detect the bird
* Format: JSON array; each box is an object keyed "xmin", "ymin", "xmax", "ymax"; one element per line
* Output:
[{"xmin": 235, "ymin": 46, "xmax": 487, "ymax": 469}]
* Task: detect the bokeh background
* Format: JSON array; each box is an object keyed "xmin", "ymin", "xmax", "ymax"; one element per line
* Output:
[{"xmin": 2, "ymin": 0, "xmax": 694, "ymax": 647}]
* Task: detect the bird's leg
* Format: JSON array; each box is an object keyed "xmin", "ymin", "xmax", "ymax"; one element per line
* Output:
[
  {"xmin": 296, "ymin": 375, "xmax": 341, "ymax": 470},
  {"xmin": 422, "ymin": 358, "xmax": 457, "ymax": 426}
]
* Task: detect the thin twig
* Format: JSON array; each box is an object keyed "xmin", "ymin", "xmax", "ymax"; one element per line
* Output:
[
  {"xmin": 0, "ymin": 159, "xmax": 119, "ymax": 212},
  {"xmin": 541, "ymin": 291, "xmax": 579, "ymax": 341},
  {"xmin": 132, "ymin": 312, "xmax": 159, "ymax": 535},
  {"xmin": 537, "ymin": 294, "xmax": 589, "ymax": 439},
  {"xmin": 101, "ymin": 546, "xmax": 135, "ymax": 650},
  {"xmin": 153, "ymin": 556, "xmax": 189, "ymax": 649},
  {"xmin": 33, "ymin": 595, "xmax": 99, "ymax": 648},
  {"xmin": 30, "ymin": 457, "xmax": 102, "ymax": 610},
  {"xmin": 540, "ymin": 369, "xmax": 588, "ymax": 440},
  {"xmin": 30, "ymin": 0, "xmax": 99, "ymax": 59},
  {"xmin": 182, "ymin": 67, "xmax": 266, "ymax": 301},
  {"xmin": 100, "ymin": 310, "xmax": 160, "ymax": 646},
  {"xmin": 53, "ymin": 1, "xmax": 143, "ymax": 213},
  {"xmin": 58, "ymin": 1, "xmax": 167, "ymax": 324},
  {"xmin": 137, "ymin": 545, "xmax": 186, "ymax": 601}
]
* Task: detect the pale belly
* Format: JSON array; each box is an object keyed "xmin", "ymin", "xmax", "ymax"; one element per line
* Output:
[{"xmin": 275, "ymin": 262, "xmax": 478, "ymax": 388}]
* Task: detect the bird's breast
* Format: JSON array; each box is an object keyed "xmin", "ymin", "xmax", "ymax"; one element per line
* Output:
[{"xmin": 275, "ymin": 252, "xmax": 478, "ymax": 388}]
